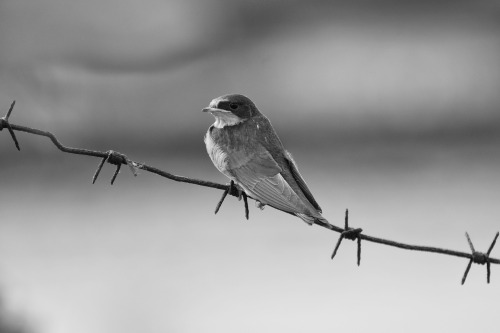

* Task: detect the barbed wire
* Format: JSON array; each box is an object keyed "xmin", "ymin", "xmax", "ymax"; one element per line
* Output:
[{"xmin": 1, "ymin": 100, "xmax": 499, "ymax": 284}]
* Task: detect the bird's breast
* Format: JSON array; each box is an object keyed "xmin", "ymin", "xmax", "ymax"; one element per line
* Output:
[
  {"xmin": 204, "ymin": 124, "xmax": 257, "ymax": 177},
  {"xmin": 204, "ymin": 128, "xmax": 230, "ymax": 176}
]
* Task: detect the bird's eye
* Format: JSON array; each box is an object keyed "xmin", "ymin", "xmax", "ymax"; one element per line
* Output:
[{"xmin": 229, "ymin": 103, "xmax": 238, "ymax": 110}]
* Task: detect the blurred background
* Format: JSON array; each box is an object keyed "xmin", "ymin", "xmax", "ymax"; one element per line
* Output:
[{"xmin": 1, "ymin": 0, "xmax": 499, "ymax": 332}]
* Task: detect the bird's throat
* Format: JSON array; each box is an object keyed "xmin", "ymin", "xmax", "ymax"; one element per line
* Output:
[{"xmin": 213, "ymin": 113, "xmax": 246, "ymax": 128}]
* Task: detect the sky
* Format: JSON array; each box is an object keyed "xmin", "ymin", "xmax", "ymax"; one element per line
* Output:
[
  {"xmin": 1, "ymin": 1, "xmax": 500, "ymax": 333},
  {"xmin": 1, "ymin": 0, "xmax": 499, "ymax": 149}
]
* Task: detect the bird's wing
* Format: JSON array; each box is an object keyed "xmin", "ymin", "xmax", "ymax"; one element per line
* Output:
[
  {"xmin": 284, "ymin": 150, "xmax": 322, "ymax": 213},
  {"xmin": 228, "ymin": 146, "xmax": 309, "ymax": 214}
]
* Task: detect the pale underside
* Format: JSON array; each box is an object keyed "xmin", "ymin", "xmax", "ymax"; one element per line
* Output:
[{"xmin": 212, "ymin": 111, "xmax": 246, "ymax": 129}]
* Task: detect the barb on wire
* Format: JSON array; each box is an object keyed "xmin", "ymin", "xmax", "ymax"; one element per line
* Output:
[
  {"xmin": 461, "ymin": 232, "xmax": 499, "ymax": 284},
  {"xmin": 215, "ymin": 180, "xmax": 238, "ymax": 214},
  {"xmin": 2, "ymin": 101, "xmax": 499, "ymax": 284},
  {"xmin": 214, "ymin": 180, "xmax": 249, "ymax": 220},
  {"xmin": 331, "ymin": 210, "xmax": 363, "ymax": 265},
  {"xmin": 0, "ymin": 101, "xmax": 20, "ymax": 151},
  {"xmin": 92, "ymin": 150, "xmax": 138, "ymax": 184}
]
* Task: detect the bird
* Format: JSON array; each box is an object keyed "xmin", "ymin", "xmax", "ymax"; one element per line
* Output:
[{"xmin": 202, "ymin": 93, "xmax": 329, "ymax": 226}]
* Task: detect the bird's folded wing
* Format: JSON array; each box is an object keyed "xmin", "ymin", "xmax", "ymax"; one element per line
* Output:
[
  {"xmin": 284, "ymin": 150, "xmax": 322, "ymax": 212},
  {"xmin": 228, "ymin": 147, "xmax": 307, "ymax": 214}
]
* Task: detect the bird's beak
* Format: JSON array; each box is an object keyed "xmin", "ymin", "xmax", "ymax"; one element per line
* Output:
[{"xmin": 202, "ymin": 107, "xmax": 230, "ymax": 114}]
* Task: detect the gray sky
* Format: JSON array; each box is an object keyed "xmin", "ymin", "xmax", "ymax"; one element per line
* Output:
[{"xmin": 1, "ymin": 0, "xmax": 499, "ymax": 152}]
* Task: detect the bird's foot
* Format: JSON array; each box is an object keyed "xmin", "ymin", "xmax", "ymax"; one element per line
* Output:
[{"xmin": 255, "ymin": 200, "xmax": 266, "ymax": 210}]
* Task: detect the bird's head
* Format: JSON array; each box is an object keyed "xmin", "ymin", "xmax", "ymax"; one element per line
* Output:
[{"xmin": 202, "ymin": 94, "xmax": 259, "ymax": 128}]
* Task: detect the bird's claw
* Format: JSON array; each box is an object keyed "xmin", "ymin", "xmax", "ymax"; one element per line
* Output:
[{"xmin": 255, "ymin": 201, "xmax": 265, "ymax": 210}]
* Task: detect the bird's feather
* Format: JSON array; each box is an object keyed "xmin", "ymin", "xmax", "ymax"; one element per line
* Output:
[
  {"xmin": 229, "ymin": 145, "xmax": 282, "ymax": 177},
  {"xmin": 284, "ymin": 150, "xmax": 322, "ymax": 213},
  {"xmin": 228, "ymin": 145, "xmax": 315, "ymax": 216},
  {"xmin": 251, "ymin": 116, "xmax": 323, "ymax": 215}
]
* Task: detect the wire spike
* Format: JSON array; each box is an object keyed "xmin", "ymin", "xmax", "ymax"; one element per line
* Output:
[
  {"xmin": 111, "ymin": 163, "xmax": 121, "ymax": 185},
  {"xmin": 6, "ymin": 123, "xmax": 20, "ymax": 150},
  {"xmin": 331, "ymin": 235, "xmax": 345, "ymax": 259},
  {"xmin": 357, "ymin": 237, "xmax": 362, "ymax": 266},
  {"xmin": 92, "ymin": 156, "xmax": 107, "ymax": 184},
  {"xmin": 6, "ymin": 100, "xmax": 16, "ymax": 119},
  {"xmin": 214, "ymin": 188, "xmax": 229, "ymax": 214},
  {"xmin": 461, "ymin": 259, "xmax": 473, "ymax": 285},
  {"xmin": 487, "ymin": 232, "xmax": 499, "ymax": 255},
  {"xmin": 465, "ymin": 232, "xmax": 475, "ymax": 253},
  {"xmin": 214, "ymin": 181, "xmax": 234, "ymax": 214},
  {"xmin": 242, "ymin": 192, "xmax": 249, "ymax": 220},
  {"xmin": 344, "ymin": 209, "xmax": 349, "ymax": 229}
]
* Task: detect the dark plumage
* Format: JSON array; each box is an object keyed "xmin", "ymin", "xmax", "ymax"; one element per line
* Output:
[{"xmin": 203, "ymin": 94, "xmax": 328, "ymax": 225}]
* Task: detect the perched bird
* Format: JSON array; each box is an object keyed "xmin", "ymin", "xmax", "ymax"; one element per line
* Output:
[{"xmin": 203, "ymin": 94, "xmax": 329, "ymax": 226}]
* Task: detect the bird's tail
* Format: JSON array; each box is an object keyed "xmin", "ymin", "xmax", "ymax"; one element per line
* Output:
[{"xmin": 295, "ymin": 213, "xmax": 331, "ymax": 227}]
